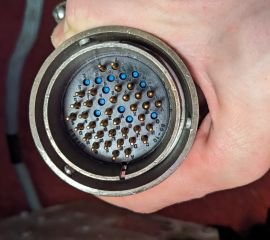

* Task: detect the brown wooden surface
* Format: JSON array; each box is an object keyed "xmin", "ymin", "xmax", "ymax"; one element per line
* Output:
[{"xmin": 0, "ymin": 201, "xmax": 219, "ymax": 240}]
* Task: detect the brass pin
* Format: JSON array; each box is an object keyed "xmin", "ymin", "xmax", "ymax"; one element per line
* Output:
[
  {"xmin": 135, "ymin": 92, "xmax": 142, "ymax": 100},
  {"xmin": 88, "ymin": 88, "xmax": 97, "ymax": 96},
  {"xmin": 121, "ymin": 127, "xmax": 129, "ymax": 137},
  {"xmin": 65, "ymin": 113, "xmax": 77, "ymax": 121},
  {"xmin": 75, "ymin": 90, "xmax": 85, "ymax": 98},
  {"xmin": 108, "ymin": 129, "xmax": 116, "ymax": 137},
  {"xmin": 133, "ymin": 125, "xmax": 141, "ymax": 133},
  {"xmin": 82, "ymin": 132, "xmax": 92, "ymax": 141},
  {"xmin": 146, "ymin": 123, "xmax": 154, "ymax": 132},
  {"xmin": 112, "ymin": 150, "xmax": 120, "ymax": 160},
  {"xmin": 74, "ymin": 123, "xmax": 84, "ymax": 131},
  {"xmin": 142, "ymin": 101, "xmax": 150, "ymax": 110},
  {"xmin": 87, "ymin": 121, "xmax": 96, "ymax": 129},
  {"xmin": 124, "ymin": 148, "xmax": 132, "ymax": 158},
  {"xmin": 105, "ymin": 108, "xmax": 113, "ymax": 115},
  {"xmin": 78, "ymin": 111, "xmax": 88, "ymax": 119},
  {"xmin": 113, "ymin": 118, "xmax": 121, "ymax": 125},
  {"xmin": 110, "ymin": 62, "xmax": 119, "ymax": 70},
  {"xmin": 138, "ymin": 114, "xmax": 145, "ymax": 121},
  {"xmin": 70, "ymin": 102, "xmax": 81, "ymax": 109},
  {"xmin": 117, "ymin": 138, "xmax": 124, "ymax": 148},
  {"xmin": 155, "ymin": 100, "xmax": 162, "ymax": 108},
  {"xmin": 83, "ymin": 100, "xmax": 93, "ymax": 108},
  {"xmin": 127, "ymin": 82, "xmax": 134, "ymax": 90},
  {"xmin": 147, "ymin": 90, "xmax": 155, "ymax": 98},
  {"xmin": 91, "ymin": 142, "xmax": 100, "ymax": 150},
  {"xmin": 141, "ymin": 135, "xmax": 148, "ymax": 144},
  {"xmin": 130, "ymin": 104, "xmax": 137, "ymax": 111},
  {"xmin": 104, "ymin": 141, "xmax": 112, "ymax": 150},
  {"xmin": 98, "ymin": 64, "xmax": 106, "ymax": 72},
  {"xmin": 95, "ymin": 130, "xmax": 104, "ymax": 139},
  {"xmin": 122, "ymin": 94, "xmax": 130, "ymax": 101},
  {"xmin": 109, "ymin": 96, "xmax": 117, "ymax": 103},
  {"xmin": 114, "ymin": 84, "xmax": 122, "ymax": 92},
  {"xmin": 129, "ymin": 137, "xmax": 136, "ymax": 146},
  {"xmin": 100, "ymin": 119, "xmax": 108, "ymax": 127}
]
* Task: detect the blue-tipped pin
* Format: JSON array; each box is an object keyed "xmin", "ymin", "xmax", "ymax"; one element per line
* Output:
[
  {"xmin": 83, "ymin": 79, "xmax": 91, "ymax": 86},
  {"xmin": 139, "ymin": 80, "xmax": 147, "ymax": 88},
  {"xmin": 102, "ymin": 86, "xmax": 110, "ymax": 94},
  {"xmin": 126, "ymin": 115, "xmax": 133, "ymax": 123},
  {"xmin": 107, "ymin": 75, "xmax": 115, "ymax": 82},
  {"xmin": 132, "ymin": 71, "xmax": 139, "ymax": 78},
  {"xmin": 94, "ymin": 110, "xmax": 101, "ymax": 117},
  {"xmin": 118, "ymin": 106, "xmax": 125, "ymax": 113},
  {"xmin": 95, "ymin": 77, "xmax": 102, "ymax": 84},
  {"xmin": 98, "ymin": 98, "xmax": 106, "ymax": 106},
  {"xmin": 119, "ymin": 73, "xmax": 127, "ymax": 80},
  {"xmin": 151, "ymin": 112, "xmax": 158, "ymax": 119}
]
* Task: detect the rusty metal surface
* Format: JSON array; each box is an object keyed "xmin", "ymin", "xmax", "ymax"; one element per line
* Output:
[{"xmin": 0, "ymin": 201, "xmax": 219, "ymax": 240}]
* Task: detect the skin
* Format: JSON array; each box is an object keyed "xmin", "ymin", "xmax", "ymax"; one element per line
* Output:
[{"xmin": 51, "ymin": 0, "xmax": 270, "ymax": 213}]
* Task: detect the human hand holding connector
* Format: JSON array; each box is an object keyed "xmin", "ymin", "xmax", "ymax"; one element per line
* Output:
[{"xmin": 51, "ymin": 0, "xmax": 270, "ymax": 213}]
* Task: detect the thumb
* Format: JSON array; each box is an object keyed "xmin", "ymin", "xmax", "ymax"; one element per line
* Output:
[{"xmin": 51, "ymin": 19, "xmax": 75, "ymax": 48}]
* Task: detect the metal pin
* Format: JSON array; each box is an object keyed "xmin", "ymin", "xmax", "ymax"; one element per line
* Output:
[
  {"xmin": 75, "ymin": 90, "xmax": 85, "ymax": 98},
  {"xmin": 127, "ymin": 83, "xmax": 134, "ymax": 90},
  {"xmin": 138, "ymin": 114, "xmax": 145, "ymax": 121},
  {"xmin": 146, "ymin": 123, "xmax": 154, "ymax": 132},
  {"xmin": 82, "ymin": 132, "xmax": 92, "ymax": 141},
  {"xmin": 117, "ymin": 138, "xmax": 124, "ymax": 148},
  {"xmin": 135, "ymin": 92, "xmax": 142, "ymax": 100},
  {"xmin": 74, "ymin": 123, "xmax": 84, "ymax": 131},
  {"xmin": 124, "ymin": 148, "xmax": 132, "ymax": 158},
  {"xmin": 113, "ymin": 118, "xmax": 121, "ymax": 125},
  {"xmin": 133, "ymin": 125, "xmax": 141, "ymax": 133},
  {"xmin": 147, "ymin": 90, "xmax": 155, "ymax": 98},
  {"xmin": 155, "ymin": 100, "xmax": 162, "ymax": 108},
  {"xmin": 108, "ymin": 129, "xmax": 116, "ymax": 137},
  {"xmin": 141, "ymin": 135, "xmax": 148, "ymax": 144},
  {"xmin": 88, "ymin": 88, "xmax": 97, "ymax": 96},
  {"xmin": 129, "ymin": 137, "xmax": 136, "ymax": 146},
  {"xmin": 112, "ymin": 150, "xmax": 120, "ymax": 160},
  {"xmin": 110, "ymin": 62, "xmax": 119, "ymax": 70},
  {"xmin": 87, "ymin": 121, "xmax": 96, "ymax": 129},
  {"xmin": 95, "ymin": 130, "xmax": 104, "ymax": 139},
  {"xmin": 105, "ymin": 108, "xmax": 113, "ymax": 115},
  {"xmin": 91, "ymin": 142, "xmax": 100, "ymax": 151},
  {"xmin": 65, "ymin": 113, "xmax": 77, "ymax": 121},
  {"xmin": 104, "ymin": 141, "xmax": 112, "ymax": 150},
  {"xmin": 114, "ymin": 84, "xmax": 122, "ymax": 92},
  {"xmin": 130, "ymin": 104, "xmax": 137, "ymax": 111},
  {"xmin": 78, "ymin": 111, "xmax": 88, "ymax": 119},
  {"xmin": 98, "ymin": 64, "xmax": 106, "ymax": 72},
  {"xmin": 100, "ymin": 119, "xmax": 108, "ymax": 127},
  {"xmin": 109, "ymin": 96, "xmax": 117, "ymax": 104},
  {"xmin": 70, "ymin": 102, "xmax": 81, "ymax": 109},
  {"xmin": 121, "ymin": 127, "xmax": 129, "ymax": 137},
  {"xmin": 83, "ymin": 100, "xmax": 93, "ymax": 108},
  {"xmin": 142, "ymin": 101, "xmax": 150, "ymax": 110},
  {"xmin": 122, "ymin": 94, "xmax": 130, "ymax": 101}
]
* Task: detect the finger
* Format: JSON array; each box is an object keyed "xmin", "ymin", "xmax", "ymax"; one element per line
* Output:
[
  {"xmin": 51, "ymin": 20, "xmax": 65, "ymax": 48},
  {"xmin": 51, "ymin": 0, "xmax": 194, "ymax": 48}
]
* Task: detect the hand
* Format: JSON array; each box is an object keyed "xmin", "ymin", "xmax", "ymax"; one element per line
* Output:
[{"xmin": 51, "ymin": 0, "xmax": 270, "ymax": 213}]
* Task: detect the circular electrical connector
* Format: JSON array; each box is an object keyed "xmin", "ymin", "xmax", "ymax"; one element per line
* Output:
[{"xmin": 29, "ymin": 26, "xmax": 199, "ymax": 196}]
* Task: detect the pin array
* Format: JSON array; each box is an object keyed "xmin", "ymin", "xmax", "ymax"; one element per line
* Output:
[{"xmin": 66, "ymin": 61, "xmax": 166, "ymax": 162}]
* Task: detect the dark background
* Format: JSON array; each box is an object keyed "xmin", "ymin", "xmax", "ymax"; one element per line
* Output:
[{"xmin": 1, "ymin": 0, "xmax": 270, "ymax": 232}]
